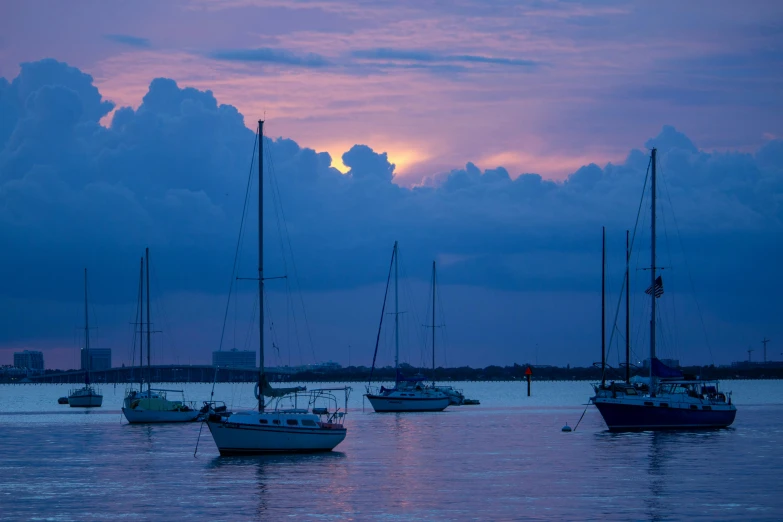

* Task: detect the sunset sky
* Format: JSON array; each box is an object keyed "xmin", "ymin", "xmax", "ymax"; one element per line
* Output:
[{"xmin": 1, "ymin": 0, "xmax": 781, "ymax": 369}]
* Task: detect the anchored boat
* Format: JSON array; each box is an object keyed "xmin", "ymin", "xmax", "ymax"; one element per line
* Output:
[
  {"xmin": 68, "ymin": 268, "xmax": 103, "ymax": 408},
  {"xmin": 591, "ymin": 148, "xmax": 737, "ymax": 431},
  {"xmin": 206, "ymin": 120, "xmax": 350, "ymax": 454}
]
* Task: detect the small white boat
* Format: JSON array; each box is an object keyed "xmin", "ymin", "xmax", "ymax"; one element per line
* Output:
[
  {"xmin": 122, "ymin": 388, "xmax": 199, "ymax": 424},
  {"xmin": 68, "ymin": 268, "xmax": 103, "ymax": 408},
  {"xmin": 68, "ymin": 385, "xmax": 103, "ymax": 408},
  {"xmin": 207, "ymin": 385, "xmax": 350, "ymax": 455},
  {"xmin": 364, "ymin": 246, "xmax": 451, "ymax": 413},
  {"xmin": 121, "ymin": 249, "xmax": 199, "ymax": 424},
  {"xmin": 366, "ymin": 380, "xmax": 450, "ymax": 412}
]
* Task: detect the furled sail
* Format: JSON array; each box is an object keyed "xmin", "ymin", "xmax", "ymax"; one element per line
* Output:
[{"xmin": 257, "ymin": 373, "xmax": 306, "ymax": 398}]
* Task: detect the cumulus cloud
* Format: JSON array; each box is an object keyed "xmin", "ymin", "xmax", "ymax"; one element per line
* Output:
[{"xmin": 0, "ymin": 59, "xmax": 780, "ymax": 364}]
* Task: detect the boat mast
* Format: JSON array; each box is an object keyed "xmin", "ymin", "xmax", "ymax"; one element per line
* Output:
[
  {"xmin": 432, "ymin": 260, "xmax": 436, "ymax": 383},
  {"xmin": 649, "ymin": 148, "xmax": 657, "ymax": 391},
  {"xmin": 601, "ymin": 227, "xmax": 605, "ymax": 387},
  {"xmin": 84, "ymin": 268, "xmax": 90, "ymax": 387},
  {"xmin": 625, "ymin": 230, "xmax": 630, "ymax": 384},
  {"xmin": 146, "ymin": 247, "xmax": 151, "ymax": 395},
  {"xmin": 139, "ymin": 257, "xmax": 144, "ymax": 392},
  {"xmin": 394, "ymin": 241, "xmax": 399, "ymax": 374},
  {"xmin": 258, "ymin": 120, "xmax": 265, "ymax": 412}
]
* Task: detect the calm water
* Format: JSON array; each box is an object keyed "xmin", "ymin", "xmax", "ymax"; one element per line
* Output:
[{"xmin": 1, "ymin": 381, "xmax": 782, "ymax": 520}]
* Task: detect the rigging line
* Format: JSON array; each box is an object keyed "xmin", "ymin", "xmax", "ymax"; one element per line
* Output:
[
  {"xmin": 604, "ymin": 158, "xmax": 652, "ymax": 376},
  {"xmin": 436, "ymin": 279, "xmax": 450, "ymax": 367},
  {"xmin": 397, "ymin": 247, "xmax": 426, "ymax": 364},
  {"xmin": 436, "ymin": 266, "xmax": 450, "ymax": 368},
  {"xmin": 151, "ymin": 264, "xmax": 180, "ymax": 364},
  {"xmin": 129, "ymin": 264, "xmax": 142, "ymax": 368},
  {"xmin": 369, "ymin": 246, "xmax": 396, "ymax": 385},
  {"xmin": 264, "ymin": 140, "xmax": 318, "ymax": 364},
  {"xmin": 262, "ymin": 288, "xmax": 282, "ymax": 367},
  {"xmin": 263, "ymin": 140, "xmax": 298, "ymax": 364},
  {"xmin": 217, "ymin": 128, "xmax": 258, "ymax": 354},
  {"xmin": 660, "ymin": 164, "xmax": 715, "ymax": 364},
  {"xmin": 657, "ymin": 164, "xmax": 680, "ymax": 361},
  {"xmin": 243, "ymin": 290, "xmax": 260, "ymax": 353}
]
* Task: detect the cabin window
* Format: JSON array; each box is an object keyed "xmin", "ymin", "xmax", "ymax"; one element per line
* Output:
[
  {"xmin": 626, "ymin": 388, "xmax": 637, "ymax": 395},
  {"xmin": 301, "ymin": 419, "xmax": 317, "ymax": 427},
  {"xmin": 259, "ymin": 419, "xmax": 268, "ymax": 424},
  {"xmin": 286, "ymin": 419, "xmax": 298, "ymax": 426},
  {"xmin": 644, "ymin": 401, "xmax": 654, "ymax": 406},
  {"xmin": 272, "ymin": 419, "xmax": 281, "ymax": 425},
  {"xmin": 690, "ymin": 405, "xmax": 698, "ymax": 410},
  {"xmin": 702, "ymin": 406, "xmax": 712, "ymax": 411},
  {"xmin": 659, "ymin": 403, "xmax": 669, "ymax": 408}
]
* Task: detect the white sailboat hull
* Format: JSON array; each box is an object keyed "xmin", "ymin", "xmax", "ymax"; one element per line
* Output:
[
  {"xmin": 366, "ymin": 394, "xmax": 450, "ymax": 412},
  {"xmin": 207, "ymin": 413, "xmax": 347, "ymax": 455},
  {"xmin": 122, "ymin": 407, "xmax": 199, "ymax": 424},
  {"xmin": 68, "ymin": 386, "xmax": 103, "ymax": 407}
]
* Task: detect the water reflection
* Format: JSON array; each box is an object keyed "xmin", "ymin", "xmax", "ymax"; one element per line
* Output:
[{"xmin": 205, "ymin": 452, "xmax": 348, "ymax": 516}]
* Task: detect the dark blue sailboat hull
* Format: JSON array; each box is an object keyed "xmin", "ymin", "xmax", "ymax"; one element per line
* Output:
[{"xmin": 594, "ymin": 401, "xmax": 736, "ymax": 431}]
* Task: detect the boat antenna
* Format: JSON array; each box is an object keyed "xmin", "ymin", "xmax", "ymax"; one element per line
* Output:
[
  {"xmin": 432, "ymin": 260, "xmax": 436, "ymax": 385},
  {"xmin": 146, "ymin": 247, "xmax": 151, "ymax": 395},
  {"xmin": 625, "ymin": 229, "xmax": 630, "ymax": 384},
  {"xmin": 84, "ymin": 268, "xmax": 90, "ymax": 386},
  {"xmin": 258, "ymin": 119, "xmax": 265, "ymax": 412},
  {"xmin": 138, "ymin": 257, "xmax": 144, "ymax": 391},
  {"xmin": 368, "ymin": 243, "xmax": 396, "ymax": 386},
  {"xmin": 649, "ymin": 148, "xmax": 657, "ymax": 395},
  {"xmin": 601, "ymin": 226, "xmax": 606, "ymax": 387},
  {"xmin": 394, "ymin": 241, "xmax": 399, "ymax": 378}
]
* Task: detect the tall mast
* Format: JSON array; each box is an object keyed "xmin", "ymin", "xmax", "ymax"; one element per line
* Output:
[
  {"xmin": 625, "ymin": 229, "xmax": 630, "ymax": 384},
  {"xmin": 394, "ymin": 241, "xmax": 399, "ymax": 373},
  {"xmin": 432, "ymin": 260, "xmax": 436, "ymax": 381},
  {"xmin": 138, "ymin": 257, "xmax": 144, "ymax": 391},
  {"xmin": 258, "ymin": 120, "xmax": 265, "ymax": 412},
  {"xmin": 649, "ymin": 148, "xmax": 657, "ymax": 389},
  {"xmin": 601, "ymin": 227, "xmax": 605, "ymax": 387},
  {"xmin": 84, "ymin": 268, "xmax": 90, "ymax": 386},
  {"xmin": 146, "ymin": 247, "xmax": 151, "ymax": 395}
]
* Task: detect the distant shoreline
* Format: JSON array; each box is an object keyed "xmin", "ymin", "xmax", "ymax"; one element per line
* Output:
[{"xmin": 3, "ymin": 362, "xmax": 783, "ymax": 384}]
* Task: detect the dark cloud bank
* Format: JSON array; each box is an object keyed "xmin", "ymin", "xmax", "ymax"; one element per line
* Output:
[{"xmin": 0, "ymin": 59, "xmax": 781, "ymax": 365}]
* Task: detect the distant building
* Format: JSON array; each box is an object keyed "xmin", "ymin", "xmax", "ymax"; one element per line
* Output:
[
  {"xmin": 213, "ymin": 349, "xmax": 256, "ymax": 369},
  {"xmin": 14, "ymin": 350, "xmax": 44, "ymax": 371},
  {"xmin": 81, "ymin": 348, "xmax": 112, "ymax": 371}
]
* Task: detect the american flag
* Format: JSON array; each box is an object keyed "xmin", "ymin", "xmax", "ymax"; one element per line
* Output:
[{"xmin": 645, "ymin": 275, "xmax": 664, "ymax": 298}]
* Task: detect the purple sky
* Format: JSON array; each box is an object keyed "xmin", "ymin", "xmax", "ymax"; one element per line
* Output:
[
  {"xmin": 2, "ymin": 0, "xmax": 781, "ymax": 182},
  {"xmin": 0, "ymin": 1, "xmax": 781, "ymax": 369}
]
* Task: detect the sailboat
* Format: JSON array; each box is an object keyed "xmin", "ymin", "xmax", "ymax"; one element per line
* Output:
[
  {"xmin": 365, "ymin": 243, "xmax": 451, "ymax": 413},
  {"xmin": 591, "ymin": 148, "xmax": 737, "ymax": 430},
  {"xmin": 426, "ymin": 261, "xmax": 466, "ymax": 405},
  {"xmin": 206, "ymin": 120, "xmax": 350, "ymax": 455},
  {"xmin": 122, "ymin": 248, "xmax": 200, "ymax": 423},
  {"xmin": 68, "ymin": 268, "xmax": 103, "ymax": 408}
]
